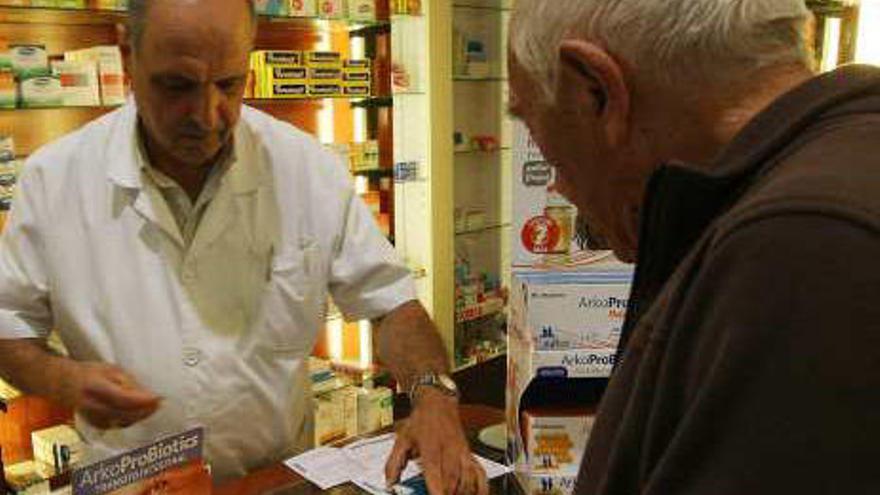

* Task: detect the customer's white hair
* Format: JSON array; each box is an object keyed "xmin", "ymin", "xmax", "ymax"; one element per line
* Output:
[{"xmin": 510, "ymin": 0, "xmax": 814, "ymax": 104}]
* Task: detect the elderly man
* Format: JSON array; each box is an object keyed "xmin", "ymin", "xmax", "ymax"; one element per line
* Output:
[
  {"xmin": 0, "ymin": 0, "xmax": 488, "ymax": 492},
  {"xmin": 509, "ymin": 1, "xmax": 880, "ymax": 493}
]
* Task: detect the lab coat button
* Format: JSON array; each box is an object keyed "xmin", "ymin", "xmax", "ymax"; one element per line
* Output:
[{"xmin": 183, "ymin": 347, "xmax": 203, "ymax": 367}]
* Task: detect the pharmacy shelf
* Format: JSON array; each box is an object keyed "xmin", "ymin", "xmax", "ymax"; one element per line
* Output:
[
  {"xmin": 0, "ymin": 104, "xmax": 122, "ymax": 112},
  {"xmin": 452, "ymin": 3, "xmax": 512, "ymax": 13},
  {"xmin": 0, "ymin": 5, "xmax": 391, "ymax": 32},
  {"xmin": 452, "ymin": 76, "xmax": 508, "ymax": 82},
  {"xmin": 456, "ymin": 297, "xmax": 505, "ymax": 324},
  {"xmin": 246, "ymin": 96, "xmax": 390, "ymax": 106},
  {"xmin": 352, "ymin": 167, "xmax": 393, "ymax": 177},
  {"xmin": 454, "ymin": 146, "xmax": 510, "ymax": 155},
  {"xmin": 455, "ymin": 222, "xmax": 511, "ymax": 237},
  {"xmin": 0, "ymin": 5, "xmax": 125, "ymax": 25},
  {"xmin": 453, "ymin": 350, "xmax": 506, "ymax": 373},
  {"xmin": 0, "ymin": 97, "xmax": 390, "ymax": 113},
  {"xmin": 0, "ymin": 105, "xmax": 118, "ymax": 157}
]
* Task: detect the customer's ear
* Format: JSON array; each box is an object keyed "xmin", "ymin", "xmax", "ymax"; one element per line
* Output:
[{"xmin": 558, "ymin": 40, "xmax": 631, "ymax": 148}]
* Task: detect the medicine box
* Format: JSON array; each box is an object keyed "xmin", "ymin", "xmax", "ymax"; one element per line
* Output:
[
  {"xmin": 19, "ymin": 75, "xmax": 63, "ymax": 108},
  {"xmin": 509, "ymin": 269, "xmax": 631, "ymax": 355},
  {"xmin": 255, "ymin": 0, "xmax": 290, "ymax": 16},
  {"xmin": 507, "ymin": 268, "xmax": 631, "ymax": 494},
  {"xmin": 522, "ymin": 409, "xmax": 594, "ymax": 473},
  {"xmin": 289, "ymin": 0, "xmax": 317, "ymax": 17},
  {"xmin": 525, "ymin": 472, "xmax": 578, "ymax": 495},
  {"xmin": 348, "ymin": 0, "xmax": 376, "ymax": 21},
  {"xmin": 357, "ymin": 386, "xmax": 394, "ymax": 434},
  {"xmin": 31, "ymin": 424, "xmax": 84, "ymax": 474},
  {"xmin": 0, "ymin": 70, "xmax": 14, "ymax": 109},
  {"xmin": 305, "ymin": 51, "xmax": 342, "ymax": 68},
  {"xmin": 10, "ymin": 44, "xmax": 49, "ymax": 80},
  {"xmin": 316, "ymin": 0, "xmax": 344, "ymax": 19},
  {"xmin": 343, "ymin": 82, "xmax": 371, "ymax": 97}
]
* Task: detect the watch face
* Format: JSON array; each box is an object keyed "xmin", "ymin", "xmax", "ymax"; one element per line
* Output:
[{"xmin": 438, "ymin": 374, "xmax": 458, "ymax": 393}]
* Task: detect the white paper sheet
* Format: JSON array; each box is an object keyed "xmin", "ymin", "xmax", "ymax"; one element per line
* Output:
[
  {"xmin": 284, "ymin": 433, "xmax": 511, "ymax": 493},
  {"xmin": 283, "ymin": 447, "xmax": 353, "ymax": 490}
]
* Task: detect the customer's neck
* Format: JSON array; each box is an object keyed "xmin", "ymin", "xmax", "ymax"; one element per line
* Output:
[
  {"xmin": 646, "ymin": 64, "xmax": 815, "ymax": 168},
  {"xmin": 709, "ymin": 65, "xmax": 814, "ymax": 155}
]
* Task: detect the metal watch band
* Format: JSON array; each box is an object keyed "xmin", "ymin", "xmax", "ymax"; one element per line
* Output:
[{"xmin": 408, "ymin": 372, "xmax": 459, "ymax": 404}]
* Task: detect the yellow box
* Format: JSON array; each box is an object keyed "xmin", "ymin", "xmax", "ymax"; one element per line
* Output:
[
  {"xmin": 305, "ymin": 51, "xmax": 342, "ymax": 68},
  {"xmin": 343, "ymin": 59, "xmax": 372, "ymax": 69},
  {"xmin": 269, "ymin": 66, "xmax": 308, "ymax": 81},
  {"xmin": 343, "ymin": 69, "xmax": 371, "ymax": 82},
  {"xmin": 343, "ymin": 83, "xmax": 371, "ymax": 97},
  {"xmin": 309, "ymin": 83, "xmax": 343, "ymax": 97},
  {"xmin": 309, "ymin": 67, "xmax": 343, "ymax": 81},
  {"xmin": 271, "ymin": 82, "xmax": 309, "ymax": 98},
  {"xmin": 258, "ymin": 50, "xmax": 305, "ymax": 66}
]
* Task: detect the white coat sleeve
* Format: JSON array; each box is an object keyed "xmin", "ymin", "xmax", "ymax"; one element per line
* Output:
[
  {"xmin": 327, "ymin": 186, "xmax": 416, "ymax": 322},
  {"xmin": 0, "ymin": 164, "xmax": 53, "ymax": 339}
]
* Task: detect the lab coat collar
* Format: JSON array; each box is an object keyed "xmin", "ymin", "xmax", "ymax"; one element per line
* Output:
[
  {"xmin": 106, "ymin": 99, "xmax": 263, "ymax": 196},
  {"xmin": 105, "ymin": 100, "xmax": 264, "ymax": 250}
]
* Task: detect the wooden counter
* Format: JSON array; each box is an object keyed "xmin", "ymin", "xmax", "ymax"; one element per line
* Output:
[{"xmin": 215, "ymin": 404, "xmax": 521, "ymax": 495}]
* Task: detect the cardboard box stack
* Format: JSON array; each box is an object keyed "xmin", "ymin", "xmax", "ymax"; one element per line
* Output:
[
  {"xmin": 253, "ymin": 0, "xmax": 375, "ymax": 20},
  {"xmin": 310, "ymin": 357, "xmax": 394, "ymax": 446},
  {"xmin": 508, "ymin": 121, "xmax": 634, "ymax": 494},
  {"xmin": 248, "ymin": 50, "xmax": 372, "ymax": 99},
  {"xmin": 64, "ymin": 45, "xmax": 126, "ymax": 106},
  {"xmin": 0, "ymin": 39, "xmax": 126, "ymax": 108},
  {"xmin": 0, "ymin": 135, "xmax": 21, "ymax": 232}
]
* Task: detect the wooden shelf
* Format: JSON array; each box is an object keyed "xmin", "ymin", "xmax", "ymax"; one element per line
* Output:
[
  {"xmin": 0, "ymin": 105, "xmax": 117, "ymax": 157},
  {"xmin": 0, "ymin": 5, "xmax": 125, "ymax": 26},
  {"xmin": 0, "ymin": 5, "xmax": 391, "ymax": 32}
]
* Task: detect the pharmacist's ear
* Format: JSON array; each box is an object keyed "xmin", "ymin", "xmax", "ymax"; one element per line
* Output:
[
  {"xmin": 557, "ymin": 40, "xmax": 630, "ymax": 148},
  {"xmin": 116, "ymin": 23, "xmax": 133, "ymax": 76}
]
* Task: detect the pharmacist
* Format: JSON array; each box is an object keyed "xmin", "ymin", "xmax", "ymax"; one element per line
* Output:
[
  {"xmin": 0, "ymin": 0, "xmax": 488, "ymax": 493},
  {"xmin": 508, "ymin": 1, "xmax": 880, "ymax": 494}
]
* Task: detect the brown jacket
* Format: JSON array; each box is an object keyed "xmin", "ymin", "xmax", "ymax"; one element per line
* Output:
[{"xmin": 576, "ymin": 65, "xmax": 880, "ymax": 494}]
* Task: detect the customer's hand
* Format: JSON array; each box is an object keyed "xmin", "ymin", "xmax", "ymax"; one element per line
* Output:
[
  {"xmin": 61, "ymin": 362, "xmax": 161, "ymax": 429},
  {"xmin": 385, "ymin": 389, "xmax": 489, "ymax": 495}
]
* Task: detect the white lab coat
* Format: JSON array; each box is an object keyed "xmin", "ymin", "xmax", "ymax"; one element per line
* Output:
[{"xmin": 0, "ymin": 101, "xmax": 415, "ymax": 479}]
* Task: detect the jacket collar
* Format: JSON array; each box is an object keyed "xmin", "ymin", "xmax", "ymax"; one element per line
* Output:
[{"xmin": 619, "ymin": 65, "xmax": 880, "ymax": 354}]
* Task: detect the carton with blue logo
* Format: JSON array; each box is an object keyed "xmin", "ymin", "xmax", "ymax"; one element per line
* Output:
[{"xmin": 507, "ymin": 266, "xmax": 632, "ymax": 494}]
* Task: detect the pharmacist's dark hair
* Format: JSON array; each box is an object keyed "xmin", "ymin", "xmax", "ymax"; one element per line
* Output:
[{"xmin": 127, "ymin": 0, "xmax": 257, "ymax": 48}]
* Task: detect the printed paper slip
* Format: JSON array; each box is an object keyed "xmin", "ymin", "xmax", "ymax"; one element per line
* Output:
[
  {"xmin": 283, "ymin": 447, "xmax": 351, "ymax": 490},
  {"xmin": 284, "ymin": 433, "xmax": 510, "ymax": 492}
]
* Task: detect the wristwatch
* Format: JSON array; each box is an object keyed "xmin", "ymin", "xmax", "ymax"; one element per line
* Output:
[{"xmin": 408, "ymin": 371, "xmax": 460, "ymax": 404}]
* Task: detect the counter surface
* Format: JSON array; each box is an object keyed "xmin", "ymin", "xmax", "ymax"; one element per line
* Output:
[{"xmin": 215, "ymin": 404, "xmax": 521, "ymax": 495}]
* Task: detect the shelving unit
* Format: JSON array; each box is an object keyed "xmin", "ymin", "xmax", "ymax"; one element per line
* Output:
[{"xmin": 450, "ymin": 0, "xmax": 512, "ymax": 370}]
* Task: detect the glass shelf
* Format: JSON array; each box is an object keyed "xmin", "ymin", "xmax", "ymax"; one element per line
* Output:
[
  {"xmin": 452, "ymin": 2, "xmax": 512, "ymax": 13},
  {"xmin": 455, "ymin": 223, "xmax": 511, "ymax": 237},
  {"xmin": 455, "ymin": 146, "xmax": 510, "ymax": 155},
  {"xmin": 453, "ymin": 76, "xmax": 508, "ymax": 82},
  {"xmin": 453, "ymin": 350, "xmax": 506, "ymax": 373}
]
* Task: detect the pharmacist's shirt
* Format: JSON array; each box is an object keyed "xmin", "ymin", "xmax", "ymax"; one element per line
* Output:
[{"xmin": 0, "ymin": 101, "xmax": 416, "ymax": 480}]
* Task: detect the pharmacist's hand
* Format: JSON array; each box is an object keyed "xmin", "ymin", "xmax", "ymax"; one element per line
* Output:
[
  {"xmin": 61, "ymin": 362, "xmax": 161, "ymax": 430},
  {"xmin": 385, "ymin": 389, "xmax": 488, "ymax": 495}
]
